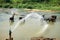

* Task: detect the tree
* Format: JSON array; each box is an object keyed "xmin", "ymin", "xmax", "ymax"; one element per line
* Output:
[{"xmin": 5, "ymin": 0, "xmax": 11, "ymax": 3}]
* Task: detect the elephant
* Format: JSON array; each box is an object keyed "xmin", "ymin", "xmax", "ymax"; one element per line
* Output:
[{"xmin": 42, "ymin": 15, "xmax": 57, "ymax": 22}]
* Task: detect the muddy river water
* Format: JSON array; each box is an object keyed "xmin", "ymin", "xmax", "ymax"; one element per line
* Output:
[{"xmin": 0, "ymin": 9, "xmax": 60, "ymax": 40}]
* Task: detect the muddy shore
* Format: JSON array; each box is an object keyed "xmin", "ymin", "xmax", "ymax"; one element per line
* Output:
[
  {"xmin": 24, "ymin": 9, "xmax": 60, "ymax": 13},
  {"xmin": 0, "ymin": 8, "xmax": 60, "ymax": 13}
]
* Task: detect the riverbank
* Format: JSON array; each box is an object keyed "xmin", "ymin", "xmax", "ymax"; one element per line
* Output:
[
  {"xmin": 0, "ymin": 8, "xmax": 60, "ymax": 14},
  {"xmin": 24, "ymin": 9, "xmax": 60, "ymax": 13}
]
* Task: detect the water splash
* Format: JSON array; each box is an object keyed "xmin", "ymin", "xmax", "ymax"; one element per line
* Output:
[
  {"xmin": 12, "ymin": 12, "xmax": 48, "ymax": 37},
  {"xmin": 12, "ymin": 13, "xmax": 32, "ymax": 32},
  {"xmin": 35, "ymin": 23, "xmax": 48, "ymax": 37}
]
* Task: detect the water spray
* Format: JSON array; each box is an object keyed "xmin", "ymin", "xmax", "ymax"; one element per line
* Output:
[
  {"xmin": 12, "ymin": 13, "xmax": 32, "ymax": 32},
  {"xmin": 35, "ymin": 23, "xmax": 48, "ymax": 36},
  {"xmin": 9, "ymin": 12, "xmax": 49, "ymax": 40}
]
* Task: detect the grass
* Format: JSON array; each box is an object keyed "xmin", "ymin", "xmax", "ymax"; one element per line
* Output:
[{"xmin": 0, "ymin": 3, "xmax": 60, "ymax": 11}]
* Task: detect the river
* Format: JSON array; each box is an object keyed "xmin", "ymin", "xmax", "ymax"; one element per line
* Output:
[{"xmin": 0, "ymin": 9, "xmax": 60, "ymax": 40}]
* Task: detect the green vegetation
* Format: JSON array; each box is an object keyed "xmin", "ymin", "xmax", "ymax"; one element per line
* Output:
[{"xmin": 0, "ymin": 0, "xmax": 60, "ymax": 10}]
